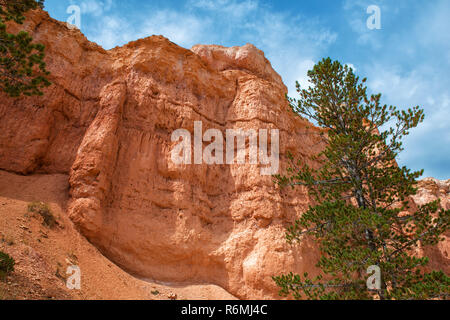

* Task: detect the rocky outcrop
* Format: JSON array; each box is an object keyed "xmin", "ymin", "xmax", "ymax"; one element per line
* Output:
[
  {"xmin": 413, "ymin": 178, "xmax": 449, "ymax": 210},
  {"xmin": 0, "ymin": 10, "xmax": 448, "ymax": 299},
  {"xmin": 412, "ymin": 179, "xmax": 450, "ymax": 271}
]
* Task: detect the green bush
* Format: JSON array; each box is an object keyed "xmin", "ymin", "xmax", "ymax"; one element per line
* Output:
[
  {"xmin": 28, "ymin": 202, "xmax": 57, "ymax": 228},
  {"xmin": 0, "ymin": 251, "xmax": 15, "ymax": 280}
]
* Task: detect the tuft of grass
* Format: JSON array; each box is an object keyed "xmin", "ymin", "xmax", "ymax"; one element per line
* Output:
[
  {"xmin": 151, "ymin": 290, "xmax": 160, "ymax": 296},
  {"xmin": 0, "ymin": 251, "xmax": 15, "ymax": 281},
  {"xmin": 28, "ymin": 202, "xmax": 57, "ymax": 228}
]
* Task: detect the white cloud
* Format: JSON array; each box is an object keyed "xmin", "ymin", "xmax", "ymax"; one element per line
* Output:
[
  {"xmin": 341, "ymin": 0, "xmax": 450, "ymax": 178},
  {"xmin": 223, "ymin": 9, "xmax": 337, "ymax": 95},
  {"xmin": 86, "ymin": 11, "xmax": 210, "ymax": 50},
  {"xmin": 368, "ymin": 67, "xmax": 420, "ymax": 102},
  {"xmin": 80, "ymin": 0, "xmax": 337, "ymax": 96},
  {"xmin": 188, "ymin": 0, "xmax": 258, "ymax": 19},
  {"xmin": 286, "ymin": 59, "xmax": 316, "ymax": 95},
  {"xmin": 89, "ymin": 15, "xmax": 136, "ymax": 49},
  {"xmin": 71, "ymin": 0, "xmax": 113, "ymax": 17},
  {"xmin": 365, "ymin": 64, "xmax": 450, "ymax": 178},
  {"xmin": 139, "ymin": 11, "xmax": 210, "ymax": 48},
  {"xmin": 343, "ymin": 0, "xmax": 390, "ymax": 49}
]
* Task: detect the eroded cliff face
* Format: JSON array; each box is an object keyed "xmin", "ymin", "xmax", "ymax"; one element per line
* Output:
[{"xmin": 0, "ymin": 10, "xmax": 448, "ymax": 299}]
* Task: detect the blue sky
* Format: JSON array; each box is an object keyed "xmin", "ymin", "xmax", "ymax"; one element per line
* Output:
[{"xmin": 43, "ymin": 0, "xmax": 449, "ymax": 179}]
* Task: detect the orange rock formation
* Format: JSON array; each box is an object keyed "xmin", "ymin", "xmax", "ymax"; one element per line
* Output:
[{"xmin": 0, "ymin": 10, "xmax": 447, "ymax": 299}]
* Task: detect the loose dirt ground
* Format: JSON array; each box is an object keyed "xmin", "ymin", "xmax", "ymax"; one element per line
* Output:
[{"xmin": 0, "ymin": 170, "xmax": 237, "ymax": 300}]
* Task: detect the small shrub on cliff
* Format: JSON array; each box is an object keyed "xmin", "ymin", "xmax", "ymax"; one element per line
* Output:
[
  {"xmin": 0, "ymin": 251, "xmax": 15, "ymax": 280},
  {"xmin": 28, "ymin": 201, "xmax": 56, "ymax": 228},
  {"xmin": 0, "ymin": 0, "xmax": 51, "ymax": 97},
  {"xmin": 274, "ymin": 58, "xmax": 450, "ymax": 300},
  {"xmin": 151, "ymin": 290, "xmax": 160, "ymax": 296}
]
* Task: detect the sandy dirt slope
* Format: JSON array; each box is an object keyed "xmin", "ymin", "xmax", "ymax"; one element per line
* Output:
[{"xmin": 0, "ymin": 170, "xmax": 237, "ymax": 300}]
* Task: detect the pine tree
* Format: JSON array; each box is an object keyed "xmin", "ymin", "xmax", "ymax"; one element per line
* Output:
[
  {"xmin": 273, "ymin": 58, "xmax": 450, "ymax": 300},
  {"xmin": 0, "ymin": 0, "xmax": 50, "ymax": 97}
]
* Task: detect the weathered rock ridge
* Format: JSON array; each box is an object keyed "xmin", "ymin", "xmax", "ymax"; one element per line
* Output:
[{"xmin": 0, "ymin": 10, "xmax": 448, "ymax": 299}]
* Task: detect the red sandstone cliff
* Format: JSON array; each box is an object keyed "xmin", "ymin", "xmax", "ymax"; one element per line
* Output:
[{"xmin": 0, "ymin": 10, "xmax": 448, "ymax": 299}]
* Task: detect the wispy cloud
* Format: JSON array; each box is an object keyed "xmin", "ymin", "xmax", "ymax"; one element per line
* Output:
[
  {"xmin": 138, "ymin": 11, "xmax": 211, "ymax": 48},
  {"xmin": 188, "ymin": 0, "xmax": 258, "ymax": 19},
  {"xmin": 345, "ymin": 0, "xmax": 450, "ymax": 178},
  {"xmin": 71, "ymin": 0, "xmax": 113, "ymax": 17},
  {"xmin": 72, "ymin": 0, "xmax": 337, "ymax": 95}
]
